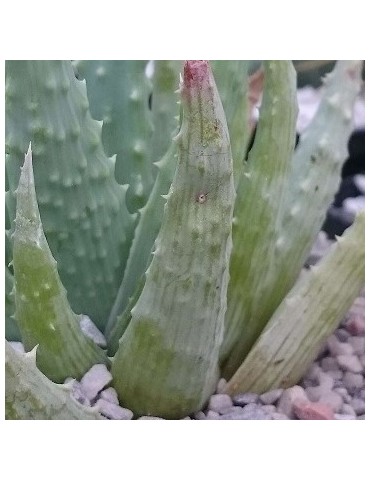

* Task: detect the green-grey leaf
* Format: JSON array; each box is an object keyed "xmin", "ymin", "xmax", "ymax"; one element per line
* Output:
[
  {"xmin": 105, "ymin": 142, "xmax": 179, "ymax": 352},
  {"xmin": 221, "ymin": 61, "xmax": 298, "ymax": 377},
  {"xmin": 12, "ymin": 146, "xmax": 108, "ymax": 383},
  {"xmin": 225, "ymin": 210, "xmax": 364, "ymax": 395},
  {"xmin": 73, "ymin": 60, "xmax": 154, "ymax": 212},
  {"xmin": 150, "ymin": 60, "xmax": 182, "ymax": 163},
  {"xmin": 212, "ymin": 61, "xmax": 249, "ymax": 185},
  {"xmin": 5, "ymin": 342, "xmax": 103, "ymax": 420},
  {"xmin": 5, "ymin": 266, "xmax": 20, "ymax": 341},
  {"xmin": 112, "ymin": 61, "xmax": 235, "ymax": 419}
]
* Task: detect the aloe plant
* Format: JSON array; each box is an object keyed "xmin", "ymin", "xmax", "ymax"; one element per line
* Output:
[{"xmin": 5, "ymin": 60, "xmax": 364, "ymax": 419}]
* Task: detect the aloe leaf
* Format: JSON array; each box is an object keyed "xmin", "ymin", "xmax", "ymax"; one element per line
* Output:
[
  {"xmin": 5, "ymin": 60, "xmax": 135, "ymax": 331},
  {"xmin": 104, "ymin": 62, "xmax": 182, "ymax": 346},
  {"xmin": 221, "ymin": 61, "xmax": 298, "ymax": 376},
  {"xmin": 105, "ymin": 142, "xmax": 178, "ymax": 351},
  {"xmin": 6, "ymin": 153, "xmax": 21, "ymax": 340},
  {"xmin": 225, "ymin": 210, "xmax": 364, "ymax": 395},
  {"xmin": 12, "ymin": 146, "xmax": 108, "ymax": 383},
  {"xmin": 150, "ymin": 60, "xmax": 182, "ymax": 163},
  {"xmin": 5, "ymin": 212, "xmax": 20, "ymax": 340},
  {"xmin": 5, "ymin": 266, "xmax": 20, "ymax": 341},
  {"xmin": 5, "ymin": 342, "xmax": 103, "ymax": 420},
  {"xmin": 107, "ymin": 274, "xmax": 145, "ymax": 349},
  {"xmin": 112, "ymin": 61, "xmax": 236, "ymax": 419},
  {"xmin": 212, "ymin": 61, "xmax": 249, "ymax": 185},
  {"xmin": 73, "ymin": 60, "xmax": 154, "ymax": 212},
  {"xmin": 221, "ymin": 60, "xmax": 363, "ymax": 379}
]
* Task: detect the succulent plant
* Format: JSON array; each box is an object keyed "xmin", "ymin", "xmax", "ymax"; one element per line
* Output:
[{"xmin": 5, "ymin": 59, "xmax": 364, "ymax": 419}]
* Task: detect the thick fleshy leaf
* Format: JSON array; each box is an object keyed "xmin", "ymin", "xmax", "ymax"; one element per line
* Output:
[
  {"xmin": 221, "ymin": 61, "xmax": 298, "ymax": 376},
  {"xmin": 212, "ymin": 61, "xmax": 249, "ymax": 185},
  {"xmin": 225, "ymin": 211, "xmax": 364, "ymax": 394},
  {"xmin": 112, "ymin": 61, "xmax": 236, "ymax": 418},
  {"xmin": 5, "ymin": 342, "xmax": 103, "ymax": 420},
  {"xmin": 73, "ymin": 60, "xmax": 154, "ymax": 212},
  {"xmin": 12, "ymin": 146, "xmax": 108, "ymax": 383},
  {"xmin": 105, "ymin": 142, "xmax": 178, "ymax": 352}
]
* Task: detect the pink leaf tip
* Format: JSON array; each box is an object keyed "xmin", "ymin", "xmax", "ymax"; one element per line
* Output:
[{"xmin": 183, "ymin": 61, "xmax": 210, "ymax": 89}]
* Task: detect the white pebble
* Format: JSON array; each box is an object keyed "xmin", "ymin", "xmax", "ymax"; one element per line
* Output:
[
  {"xmin": 343, "ymin": 196, "xmax": 364, "ymax": 217},
  {"xmin": 271, "ymin": 412, "xmax": 289, "ymax": 420},
  {"xmin": 194, "ymin": 411, "xmax": 206, "ymax": 420},
  {"xmin": 277, "ymin": 386, "xmax": 308, "ymax": 419},
  {"xmin": 232, "ymin": 392, "xmax": 259, "ymax": 406},
  {"xmin": 79, "ymin": 315, "xmax": 107, "ymax": 347},
  {"xmin": 341, "ymin": 404, "xmax": 356, "ymax": 416},
  {"xmin": 305, "ymin": 386, "xmax": 322, "ymax": 402},
  {"xmin": 216, "ymin": 378, "xmax": 227, "ymax": 394},
  {"xmin": 337, "ymin": 355, "xmax": 363, "ymax": 373},
  {"xmin": 208, "ymin": 394, "xmax": 233, "ymax": 414},
  {"xmin": 259, "ymin": 389, "xmax": 283, "ymax": 405},
  {"xmin": 100, "ymin": 387, "xmax": 119, "ymax": 405},
  {"xmin": 319, "ymin": 391, "xmax": 343, "ymax": 412},
  {"xmin": 317, "ymin": 371, "xmax": 335, "ymax": 389},
  {"xmin": 327, "ymin": 335, "xmax": 354, "ymax": 356},
  {"xmin": 343, "ymin": 372, "xmax": 364, "ymax": 390},
  {"xmin": 261, "ymin": 404, "xmax": 276, "ymax": 414},
  {"xmin": 65, "ymin": 379, "xmax": 90, "ymax": 406},
  {"xmin": 80, "ymin": 364, "xmax": 112, "ymax": 401},
  {"xmin": 350, "ymin": 398, "xmax": 365, "ymax": 416},
  {"xmin": 137, "ymin": 416, "xmax": 164, "ymax": 420},
  {"xmin": 305, "ymin": 362, "xmax": 322, "ymax": 382},
  {"xmin": 333, "ymin": 387, "xmax": 352, "ymax": 403},
  {"xmin": 347, "ymin": 337, "xmax": 365, "ymax": 355},
  {"xmin": 325, "ymin": 369, "xmax": 343, "ymax": 381},
  {"xmin": 95, "ymin": 399, "xmax": 133, "ymax": 420},
  {"xmin": 206, "ymin": 410, "xmax": 220, "ymax": 419},
  {"xmin": 321, "ymin": 357, "xmax": 338, "ymax": 372},
  {"xmin": 334, "ymin": 413, "xmax": 356, "ymax": 420}
]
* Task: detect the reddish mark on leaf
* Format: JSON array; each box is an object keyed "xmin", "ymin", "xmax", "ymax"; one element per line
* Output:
[{"xmin": 184, "ymin": 61, "xmax": 210, "ymax": 89}]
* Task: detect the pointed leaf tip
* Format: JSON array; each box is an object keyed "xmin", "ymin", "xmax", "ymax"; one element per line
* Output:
[
  {"xmin": 183, "ymin": 61, "xmax": 210, "ymax": 89},
  {"xmin": 23, "ymin": 144, "xmax": 33, "ymax": 171}
]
